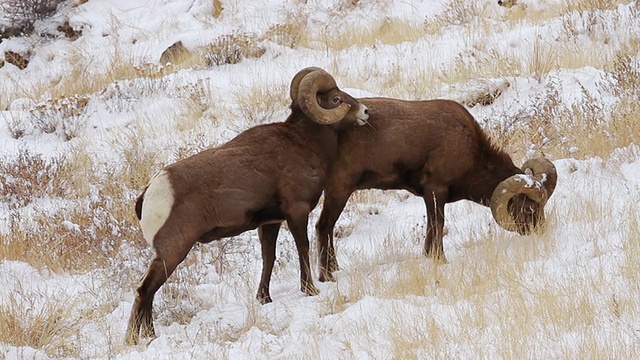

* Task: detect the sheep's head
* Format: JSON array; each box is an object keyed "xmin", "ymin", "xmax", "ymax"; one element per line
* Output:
[
  {"xmin": 490, "ymin": 157, "xmax": 558, "ymax": 234},
  {"xmin": 290, "ymin": 67, "xmax": 369, "ymax": 127}
]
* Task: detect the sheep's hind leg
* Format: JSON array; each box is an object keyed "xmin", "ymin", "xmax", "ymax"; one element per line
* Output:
[
  {"xmin": 125, "ymin": 231, "xmax": 194, "ymax": 345},
  {"xmin": 125, "ymin": 258, "xmax": 165, "ymax": 344},
  {"xmin": 257, "ymin": 223, "xmax": 282, "ymax": 304}
]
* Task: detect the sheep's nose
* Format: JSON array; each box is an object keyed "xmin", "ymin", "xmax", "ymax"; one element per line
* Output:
[
  {"xmin": 356, "ymin": 106, "xmax": 370, "ymax": 126},
  {"xmin": 362, "ymin": 106, "xmax": 370, "ymax": 120}
]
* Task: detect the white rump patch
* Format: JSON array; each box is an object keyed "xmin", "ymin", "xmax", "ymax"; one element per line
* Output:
[{"xmin": 140, "ymin": 170, "xmax": 174, "ymax": 247}]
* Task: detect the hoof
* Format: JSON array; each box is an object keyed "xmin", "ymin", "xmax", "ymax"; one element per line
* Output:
[
  {"xmin": 124, "ymin": 333, "xmax": 139, "ymax": 346},
  {"xmin": 257, "ymin": 290, "xmax": 273, "ymax": 305},
  {"xmin": 126, "ymin": 329, "xmax": 157, "ymax": 346},
  {"xmin": 424, "ymin": 251, "xmax": 448, "ymax": 265},
  {"xmin": 303, "ymin": 284, "xmax": 320, "ymax": 296},
  {"xmin": 327, "ymin": 260, "xmax": 340, "ymax": 273},
  {"xmin": 433, "ymin": 256, "xmax": 448, "ymax": 265},
  {"xmin": 258, "ymin": 297, "xmax": 273, "ymax": 305},
  {"xmin": 319, "ymin": 269, "xmax": 336, "ymax": 283}
]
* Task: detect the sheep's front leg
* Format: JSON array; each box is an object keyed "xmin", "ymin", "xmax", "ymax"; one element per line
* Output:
[
  {"xmin": 423, "ymin": 188, "xmax": 448, "ymax": 264},
  {"xmin": 316, "ymin": 189, "xmax": 352, "ymax": 282},
  {"xmin": 285, "ymin": 203, "xmax": 319, "ymax": 297},
  {"xmin": 257, "ymin": 223, "xmax": 281, "ymax": 304}
]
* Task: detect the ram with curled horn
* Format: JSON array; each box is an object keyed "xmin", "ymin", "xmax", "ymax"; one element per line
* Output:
[
  {"xmin": 125, "ymin": 67, "xmax": 369, "ymax": 345},
  {"xmin": 309, "ymin": 96, "xmax": 557, "ymax": 282}
]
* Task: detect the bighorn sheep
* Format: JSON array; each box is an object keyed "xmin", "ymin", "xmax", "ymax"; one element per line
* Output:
[
  {"xmin": 125, "ymin": 67, "xmax": 369, "ymax": 344},
  {"xmin": 313, "ymin": 97, "xmax": 557, "ymax": 281}
]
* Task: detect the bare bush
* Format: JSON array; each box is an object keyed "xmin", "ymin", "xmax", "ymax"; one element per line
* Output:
[
  {"xmin": 0, "ymin": 0, "xmax": 65, "ymax": 37},
  {"xmin": 607, "ymin": 48, "xmax": 640, "ymax": 99},
  {"xmin": 203, "ymin": 33, "xmax": 266, "ymax": 66},
  {"xmin": 31, "ymin": 95, "xmax": 90, "ymax": 141},
  {"xmin": 0, "ymin": 148, "xmax": 71, "ymax": 209}
]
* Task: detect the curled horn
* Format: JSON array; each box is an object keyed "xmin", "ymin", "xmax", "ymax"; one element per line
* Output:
[
  {"xmin": 290, "ymin": 67, "xmax": 323, "ymax": 102},
  {"xmin": 294, "ymin": 68, "xmax": 350, "ymax": 125},
  {"xmin": 490, "ymin": 157, "xmax": 557, "ymax": 233},
  {"xmin": 521, "ymin": 157, "xmax": 557, "ymax": 199}
]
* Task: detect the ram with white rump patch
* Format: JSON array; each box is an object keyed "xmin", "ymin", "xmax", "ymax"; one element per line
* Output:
[{"xmin": 125, "ymin": 67, "xmax": 369, "ymax": 345}]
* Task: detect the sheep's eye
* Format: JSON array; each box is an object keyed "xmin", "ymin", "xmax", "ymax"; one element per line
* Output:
[{"xmin": 332, "ymin": 96, "xmax": 341, "ymax": 104}]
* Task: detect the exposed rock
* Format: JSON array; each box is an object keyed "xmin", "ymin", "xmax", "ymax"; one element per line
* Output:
[
  {"xmin": 0, "ymin": 24, "xmax": 34, "ymax": 42},
  {"xmin": 497, "ymin": 0, "xmax": 518, "ymax": 8},
  {"xmin": 213, "ymin": 0, "xmax": 224, "ymax": 18},
  {"xmin": 4, "ymin": 51, "xmax": 30, "ymax": 70},
  {"xmin": 57, "ymin": 21, "xmax": 82, "ymax": 40},
  {"xmin": 159, "ymin": 41, "xmax": 193, "ymax": 65}
]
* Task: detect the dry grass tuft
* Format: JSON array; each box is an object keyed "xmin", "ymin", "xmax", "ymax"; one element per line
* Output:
[
  {"xmin": 361, "ymin": 19, "xmax": 428, "ymax": 47},
  {"xmin": 0, "ymin": 291, "xmax": 85, "ymax": 358},
  {"xmin": 231, "ymin": 81, "xmax": 288, "ymax": 128},
  {"xmin": 173, "ymin": 79, "xmax": 217, "ymax": 130},
  {"xmin": 265, "ymin": 21, "xmax": 307, "ymax": 48},
  {"xmin": 134, "ymin": 62, "xmax": 175, "ymax": 79},
  {"xmin": 527, "ymin": 32, "xmax": 558, "ymax": 83},
  {"xmin": 566, "ymin": 0, "xmax": 626, "ymax": 12},
  {"xmin": 424, "ymin": 0, "xmax": 486, "ymax": 35},
  {"xmin": 319, "ymin": 19, "xmax": 428, "ymax": 51},
  {"xmin": 109, "ymin": 126, "xmax": 163, "ymax": 191},
  {"xmin": 0, "ymin": 145, "xmax": 141, "ymax": 272}
]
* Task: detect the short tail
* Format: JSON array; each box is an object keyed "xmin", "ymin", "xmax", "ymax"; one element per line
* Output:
[{"xmin": 135, "ymin": 187, "xmax": 147, "ymax": 220}]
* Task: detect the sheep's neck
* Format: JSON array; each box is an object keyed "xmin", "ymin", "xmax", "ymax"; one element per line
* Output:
[
  {"xmin": 466, "ymin": 151, "xmax": 522, "ymax": 206},
  {"xmin": 286, "ymin": 114, "xmax": 340, "ymax": 164}
]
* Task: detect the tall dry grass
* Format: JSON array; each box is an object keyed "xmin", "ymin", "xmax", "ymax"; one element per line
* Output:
[{"xmin": 0, "ymin": 290, "xmax": 85, "ymax": 358}]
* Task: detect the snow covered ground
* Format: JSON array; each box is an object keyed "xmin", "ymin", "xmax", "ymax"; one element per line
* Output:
[{"xmin": 1, "ymin": 0, "xmax": 639, "ymax": 358}]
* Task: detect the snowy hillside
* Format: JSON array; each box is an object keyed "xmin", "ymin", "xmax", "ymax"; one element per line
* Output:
[{"xmin": 1, "ymin": 0, "xmax": 639, "ymax": 358}]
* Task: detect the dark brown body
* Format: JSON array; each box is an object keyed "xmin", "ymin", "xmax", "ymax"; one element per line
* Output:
[
  {"xmin": 317, "ymin": 98, "xmax": 524, "ymax": 281},
  {"xmin": 125, "ymin": 67, "xmax": 369, "ymax": 345},
  {"xmin": 157, "ymin": 117, "xmax": 341, "ymax": 244}
]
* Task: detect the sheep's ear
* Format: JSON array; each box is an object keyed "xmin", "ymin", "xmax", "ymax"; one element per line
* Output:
[{"xmin": 297, "ymin": 69, "xmax": 350, "ymax": 125}]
